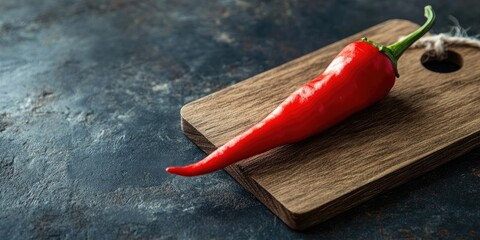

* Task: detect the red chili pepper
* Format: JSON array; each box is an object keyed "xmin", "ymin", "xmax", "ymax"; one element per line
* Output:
[{"xmin": 167, "ymin": 6, "xmax": 436, "ymax": 177}]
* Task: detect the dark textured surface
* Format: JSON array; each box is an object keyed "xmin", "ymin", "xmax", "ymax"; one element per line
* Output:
[{"xmin": 0, "ymin": 0, "xmax": 479, "ymax": 239}]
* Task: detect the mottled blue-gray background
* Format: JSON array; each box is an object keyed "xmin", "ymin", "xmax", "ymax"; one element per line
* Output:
[{"xmin": 0, "ymin": 0, "xmax": 479, "ymax": 239}]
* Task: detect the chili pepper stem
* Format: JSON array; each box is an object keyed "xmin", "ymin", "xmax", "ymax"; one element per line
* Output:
[
  {"xmin": 387, "ymin": 6, "xmax": 436, "ymax": 60},
  {"xmin": 362, "ymin": 5, "xmax": 436, "ymax": 77}
]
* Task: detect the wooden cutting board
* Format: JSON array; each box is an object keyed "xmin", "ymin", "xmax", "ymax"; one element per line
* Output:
[{"xmin": 180, "ymin": 19, "xmax": 480, "ymax": 230}]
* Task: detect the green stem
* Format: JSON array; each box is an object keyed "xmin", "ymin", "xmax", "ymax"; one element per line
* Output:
[
  {"xmin": 362, "ymin": 5, "xmax": 436, "ymax": 77},
  {"xmin": 387, "ymin": 5, "xmax": 436, "ymax": 61}
]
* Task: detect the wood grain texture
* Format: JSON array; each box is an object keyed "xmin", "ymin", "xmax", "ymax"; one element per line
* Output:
[{"xmin": 180, "ymin": 19, "xmax": 480, "ymax": 230}]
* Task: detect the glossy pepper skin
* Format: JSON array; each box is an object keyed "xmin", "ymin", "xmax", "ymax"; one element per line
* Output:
[{"xmin": 167, "ymin": 6, "xmax": 436, "ymax": 177}]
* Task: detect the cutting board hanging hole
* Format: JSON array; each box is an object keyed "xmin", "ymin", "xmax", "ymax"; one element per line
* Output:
[{"xmin": 421, "ymin": 50, "xmax": 463, "ymax": 73}]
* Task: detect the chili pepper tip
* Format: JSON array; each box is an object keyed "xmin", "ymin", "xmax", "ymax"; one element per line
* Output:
[{"xmin": 166, "ymin": 166, "xmax": 193, "ymax": 177}]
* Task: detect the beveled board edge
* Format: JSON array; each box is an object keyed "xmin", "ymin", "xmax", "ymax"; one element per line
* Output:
[{"xmin": 288, "ymin": 131, "xmax": 480, "ymax": 229}]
